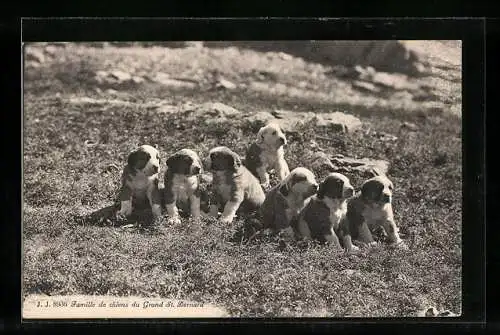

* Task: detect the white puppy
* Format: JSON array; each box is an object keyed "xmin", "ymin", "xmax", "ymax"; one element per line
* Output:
[{"xmin": 244, "ymin": 123, "xmax": 290, "ymax": 189}]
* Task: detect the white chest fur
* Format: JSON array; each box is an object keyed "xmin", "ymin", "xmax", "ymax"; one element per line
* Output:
[
  {"xmin": 285, "ymin": 195, "xmax": 311, "ymax": 222},
  {"xmin": 260, "ymin": 147, "xmax": 283, "ymax": 170},
  {"xmin": 362, "ymin": 203, "xmax": 392, "ymax": 226},
  {"xmin": 213, "ymin": 171, "xmax": 232, "ymax": 202},
  {"xmin": 322, "ymin": 197, "xmax": 347, "ymax": 230},
  {"xmin": 127, "ymin": 173, "xmax": 157, "ymax": 194},
  {"xmin": 171, "ymin": 174, "xmax": 198, "ymax": 202}
]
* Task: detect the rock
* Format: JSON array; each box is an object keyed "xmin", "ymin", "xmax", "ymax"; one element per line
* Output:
[
  {"xmin": 94, "ymin": 70, "xmax": 144, "ymax": 86},
  {"xmin": 204, "ymin": 102, "xmax": 241, "ymax": 117},
  {"xmin": 371, "ymin": 72, "xmax": 420, "ymax": 91},
  {"xmin": 105, "ymin": 89, "xmax": 119, "ymax": 95},
  {"xmin": 244, "ymin": 109, "xmax": 362, "ymax": 134},
  {"xmin": 373, "ymin": 131, "xmax": 398, "ymax": 142},
  {"xmin": 152, "ymin": 73, "xmax": 197, "ymax": 89},
  {"xmin": 131, "ymin": 76, "xmax": 145, "ymax": 84},
  {"xmin": 319, "ymin": 112, "xmax": 362, "ymax": 133},
  {"xmin": 401, "ymin": 122, "xmax": 419, "ymax": 131},
  {"xmin": 110, "ymin": 71, "xmax": 132, "ymax": 82},
  {"xmin": 245, "ymin": 112, "xmax": 276, "ymax": 130},
  {"xmin": 278, "ymin": 52, "xmax": 293, "ymax": 60},
  {"xmin": 310, "ymin": 151, "xmax": 389, "ymax": 179},
  {"xmin": 182, "ymin": 102, "xmax": 242, "ymax": 125},
  {"xmin": 326, "ymin": 65, "xmax": 358, "ymax": 79},
  {"xmin": 392, "ymin": 91, "xmax": 415, "ymax": 101},
  {"xmin": 25, "ymin": 61, "xmax": 40, "ymax": 68},
  {"xmin": 352, "ymin": 80, "xmax": 381, "ymax": 94},
  {"xmin": 215, "ymin": 78, "xmax": 237, "ymax": 90},
  {"xmin": 156, "ymin": 104, "xmax": 179, "ymax": 114},
  {"xmin": 44, "ymin": 45, "xmax": 58, "ymax": 57},
  {"xmin": 354, "ymin": 65, "xmax": 376, "ymax": 80},
  {"xmin": 25, "ymin": 48, "xmax": 45, "ymax": 63}
]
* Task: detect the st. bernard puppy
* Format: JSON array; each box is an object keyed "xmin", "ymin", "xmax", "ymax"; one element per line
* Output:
[
  {"xmin": 346, "ymin": 175, "xmax": 406, "ymax": 248},
  {"xmin": 163, "ymin": 149, "xmax": 204, "ymax": 224},
  {"xmin": 116, "ymin": 144, "xmax": 162, "ymax": 221},
  {"xmin": 244, "ymin": 123, "xmax": 290, "ymax": 189},
  {"xmin": 296, "ymin": 172, "xmax": 358, "ymax": 251},
  {"xmin": 260, "ymin": 167, "xmax": 319, "ymax": 239},
  {"xmin": 206, "ymin": 146, "xmax": 266, "ymax": 224}
]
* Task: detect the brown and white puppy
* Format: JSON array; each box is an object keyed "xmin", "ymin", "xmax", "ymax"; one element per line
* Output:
[
  {"xmin": 260, "ymin": 167, "xmax": 319, "ymax": 239},
  {"xmin": 346, "ymin": 175, "xmax": 405, "ymax": 247},
  {"xmin": 297, "ymin": 173, "xmax": 358, "ymax": 251},
  {"xmin": 206, "ymin": 146, "xmax": 266, "ymax": 224},
  {"xmin": 244, "ymin": 123, "xmax": 290, "ymax": 188},
  {"xmin": 163, "ymin": 149, "xmax": 204, "ymax": 224},
  {"xmin": 116, "ymin": 145, "xmax": 162, "ymax": 221}
]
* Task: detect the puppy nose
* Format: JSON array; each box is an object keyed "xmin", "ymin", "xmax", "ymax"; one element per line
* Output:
[
  {"xmin": 192, "ymin": 166, "xmax": 201, "ymax": 174},
  {"xmin": 381, "ymin": 193, "xmax": 391, "ymax": 203},
  {"xmin": 152, "ymin": 165, "xmax": 159, "ymax": 173},
  {"xmin": 279, "ymin": 137, "xmax": 286, "ymax": 144}
]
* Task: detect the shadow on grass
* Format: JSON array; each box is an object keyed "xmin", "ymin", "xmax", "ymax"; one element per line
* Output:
[{"xmin": 75, "ymin": 203, "xmax": 160, "ymax": 231}]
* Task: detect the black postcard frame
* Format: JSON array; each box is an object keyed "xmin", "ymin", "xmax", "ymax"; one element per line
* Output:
[{"xmin": 6, "ymin": 17, "xmax": 487, "ymax": 333}]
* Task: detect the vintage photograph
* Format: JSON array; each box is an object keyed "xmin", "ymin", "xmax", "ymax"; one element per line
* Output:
[{"xmin": 22, "ymin": 40, "xmax": 462, "ymax": 318}]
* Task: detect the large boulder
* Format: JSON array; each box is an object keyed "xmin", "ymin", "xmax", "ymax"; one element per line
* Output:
[
  {"xmin": 244, "ymin": 109, "xmax": 362, "ymax": 134},
  {"xmin": 173, "ymin": 102, "xmax": 362, "ymax": 134},
  {"xmin": 181, "ymin": 102, "xmax": 243, "ymax": 125},
  {"xmin": 203, "ymin": 40, "xmax": 427, "ymax": 76},
  {"xmin": 309, "ymin": 151, "xmax": 389, "ymax": 180}
]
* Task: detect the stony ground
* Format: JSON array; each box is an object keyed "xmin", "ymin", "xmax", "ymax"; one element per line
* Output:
[{"xmin": 23, "ymin": 41, "xmax": 461, "ymax": 317}]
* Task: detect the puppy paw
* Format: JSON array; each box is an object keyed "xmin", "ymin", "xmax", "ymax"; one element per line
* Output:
[
  {"xmin": 346, "ymin": 245, "xmax": 361, "ymax": 253},
  {"xmin": 167, "ymin": 216, "xmax": 182, "ymax": 225},
  {"xmin": 115, "ymin": 212, "xmax": 129, "ymax": 223},
  {"xmin": 220, "ymin": 215, "xmax": 234, "ymax": 224},
  {"xmin": 392, "ymin": 240, "xmax": 408, "ymax": 250}
]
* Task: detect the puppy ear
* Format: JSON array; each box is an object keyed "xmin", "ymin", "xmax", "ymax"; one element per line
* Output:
[
  {"xmin": 316, "ymin": 181, "xmax": 326, "ymax": 199},
  {"xmin": 166, "ymin": 154, "xmax": 180, "ymax": 169},
  {"xmin": 127, "ymin": 150, "xmax": 149, "ymax": 169},
  {"xmin": 127, "ymin": 151, "xmax": 139, "ymax": 167},
  {"xmin": 361, "ymin": 179, "xmax": 382, "ymax": 202},
  {"xmin": 230, "ymin": 152, "xmax": 242, "ymax": 172},
  {"xmin": 279, "ymin": 182, "xmax": 289, "ymax": 196}
]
